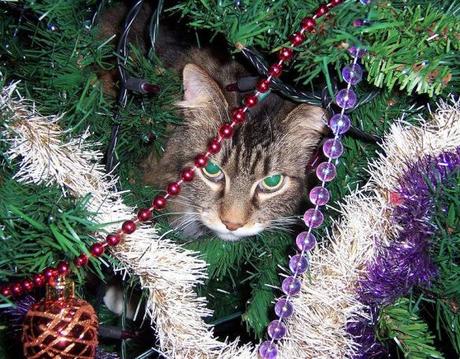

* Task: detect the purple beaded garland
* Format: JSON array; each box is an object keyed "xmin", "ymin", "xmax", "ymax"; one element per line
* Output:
[
  {"xmin": 329, "ymin": 113, "xmax": 351, "ymax": 135},
  {"xmin": 316, "ymin": 162, "xmax": 337, "ymax": 182},
  {"xmin": 282, "ymin": 276, "xmax": 301, "ymax": 296},
  {"xmin": 289, "ymin": 254, "xmax": 309, "ymax": 274},
  {"xmin": 274, "ymin": 298, "xmax": 294, "ymax": 319},
  {"xmin": 335, "ymin": 89, "xmax": 357, "ymax": 109},
  {"xmin": 295, "ymin": 231, "xmax": 317, "ymax": 251},
  {"xmin": 267, "ymin": 320, "xmax": 287, "ymax": 340},
  {"xmin": 259, "ymin": 341, "xmax": 278, "ymax": 359},
  {"xmin": 323, "ymin": 138, "xmax": 344, "ymax": 159},
  {"xmin": 342, "ymin": 64, "xmax": 363, "ymax": 85},
  {"xmin": 303, "ymin": 208, "xmax": 324, "ymax": 228},
  {"xmin": 348, "ymin": 45, "xmax": 367, "ymax": 58},
  {"xmin": 309, "ymin": 186, "xmax": 330, "ymax": 206}
]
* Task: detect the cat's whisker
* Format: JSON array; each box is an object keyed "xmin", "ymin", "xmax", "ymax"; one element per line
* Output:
[
  {"xmin": 167, "ymin": 198, "xmax": 203, "ymax": 210},
  {"xmin": 154, "ymin": 211, "xmax": 201, "ymax": 220}
]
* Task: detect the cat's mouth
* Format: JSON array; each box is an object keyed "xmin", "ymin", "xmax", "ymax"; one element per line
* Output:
[{"xmin": 201, "ymin": 217, "xmax": 266, "ymax": 242}]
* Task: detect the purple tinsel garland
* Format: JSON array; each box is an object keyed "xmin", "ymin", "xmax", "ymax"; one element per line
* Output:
[{"xmin": 348, "ymin": 147, "xmax": 460, "ymax": 358}]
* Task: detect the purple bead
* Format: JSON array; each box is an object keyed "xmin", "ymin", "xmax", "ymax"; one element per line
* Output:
[
  {"xmin": 328, "ymin": 113, "xmax": 351, "ymax": 135},
  {"xmin": 282, "ymin": 276, "xmax": 301, "ymax": 295},
  {"xmin": 353, "ymin": 19, "xmax": 364, "ymax": 27},
  {"xmin": 360, "ymin": 0, "xmax": 372, "ymax": 4},
  {"xmin": 267, "ymin": 320, "xmax": 287, "ymax": 340},
  {"xmin": 348, "ymin": 46, "xmax": 367, "ymax": 58},
  {"xmin": 323, "ymin": 138, "xmax": 344, "ymax": 159},
  {"xmin": 289, "ymin": 254, "xmax": 309, "ymax": 274},
  {"xmin": 274, "ymin": 298, "xmax": 294, "ymax": 318},
  {"xmin": 342, "ymin": 64, "xmax": 363, "ymax": 85},
  {"xmin": 259, "ymin": 341, "xmax": 278, "ymax": 359},
  {"xmin": 316, "ymin": 162, "xmax": 336, "ymax": 182},
  {"xmin": 335, "ymin": 89, "xmax": 357, "ymax": 109},
  {"xmin": 309, "ymin": 186, "xmax": 330, "ymax": 206},
  {"xmin": 303, "ymin": 208, "xmax": 324, "ymax": 228},
  {"xmin": 296, "ymin": 231, "xmax": 317, "ymax": 251}
]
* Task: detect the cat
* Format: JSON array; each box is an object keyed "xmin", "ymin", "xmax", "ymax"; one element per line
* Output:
[{"xmin": 142, "ymin": 48, "xmax": 327, "ymax": 241}]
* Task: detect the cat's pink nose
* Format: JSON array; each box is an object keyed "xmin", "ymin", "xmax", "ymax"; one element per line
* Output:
[{"xmin": 222, "ymin": 220, "xmax": 244, "ymax": 231}]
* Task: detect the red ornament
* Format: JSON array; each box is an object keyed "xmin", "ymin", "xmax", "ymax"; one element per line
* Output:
[
  {"xmin": 256, "ymin": 79, "xmax": 270, "ymax": 93},
  {"xmin": 33, "ymin": 274, "xmax": 46, "ymax": 287},
  {"xmin": 22, "ymin": 278, "xmax": 98, "ymax": 359},
  {"xmin": 244, "ymin": 94, "xmax": 258, "ymax": 107},
  {"xmin": 57, "ymin": 261, "xmax": 69, "ymax": 275},
  {"xmin": 181, "ymin": 167, "xmax": 195, "ymax": 182},
  {"xmin": 22, "ymin": 279, "xmax": 34, "ymax": 292},
  {"xmin": 106, "ymin": 233, "xmax": 122, "ymax": 246},
  {"xmin": 278, "ymin": 47, "xmax": 294, "ymax": 62},
  {"xmin": 207, "ymin": 138, "xmax": 222, "ymax": 154},
  {"xmin": 194, "ymin": 153, "xmax": 208, "ymax": 168},
  {"xmin": 153, "ymin": 195, "xmax": 167, "ymax": 210},
  {"xmin": 268, "ymin": 63, "xmax": 282, "ymax": 78},
  {"xmin": 137, "ymin": 208, "xmax": 152, "ymax": 222},
  {"xmin": 290, "ymin": 32, "xmax": 305, "ymax": 47},
  {"xmin": 232, "ymin": 107, "xmax": 246, "ymax": 123},
  {"xmin": 219, "ymin": 124, "xmax": 234, "ymax": 139},
  {"xmin": 301, "ymin": 17, "xmax": 316, "ymax": 32},
  {"xmin": 12, "ymin": 282, "xmax": 23, "ymax": 296},
  {"xmin": 1, "ymin": 286, "xmax": 11, "ymax": 297},
  {"xmin": 43, "ymin": 267, "xmax": 57, "ymax": 281},
  {"xmin": 90, "ymin": 243, "xmax": 104, "ymax": 257},
  {"xmin": 167, "ymin": 182, "xmax": 181, "ymax": 196},
  {"xmin": 329, "ymin": 0, "xmax": 343, "ymax": 7},
  {"xmin": 316, "ymin": 4, "xmax": 329, "ymax": 17},
  {"xmin": 74, "ymin": 254, "xmax": 88, "ymax": 267}
]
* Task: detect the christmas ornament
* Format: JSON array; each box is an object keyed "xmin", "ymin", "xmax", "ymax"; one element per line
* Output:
[{"xmin": 22, "ymin": 277, "xmax": 98, "ymax": 359}]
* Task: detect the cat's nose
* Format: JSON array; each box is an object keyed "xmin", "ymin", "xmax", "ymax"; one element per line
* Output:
[{"xmin": 221, "ymin": 219, "xmax": 244, "ymax": 231}]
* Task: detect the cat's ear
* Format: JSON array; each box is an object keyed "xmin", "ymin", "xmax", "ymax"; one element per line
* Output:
[{"xmin": 180, "ymin": 64, "xmax": 228, "ymax": 109}]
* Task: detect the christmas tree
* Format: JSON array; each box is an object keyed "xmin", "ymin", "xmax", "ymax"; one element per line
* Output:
[{"xmin": 0, "ymin": 0, "xmax": 459, "ymax": 358}]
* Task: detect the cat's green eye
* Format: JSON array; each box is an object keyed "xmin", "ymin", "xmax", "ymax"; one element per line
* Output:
[
  {"xmin": 260, "ymin": 174, "xmax": 284, "ymax": 191},
  {"xmin": 202, "ymin": 160, "xmax": 223, "ymax": 181}
]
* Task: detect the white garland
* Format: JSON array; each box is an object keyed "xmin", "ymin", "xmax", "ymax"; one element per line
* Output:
[{"xmin": 2, "ymin": 83, "xmax": 459, "ymax": 358}]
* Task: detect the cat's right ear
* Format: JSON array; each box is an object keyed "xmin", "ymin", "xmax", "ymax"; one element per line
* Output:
[{"xmin": 179, "ymin": 64, "xmax": 227, "ymax": 109}]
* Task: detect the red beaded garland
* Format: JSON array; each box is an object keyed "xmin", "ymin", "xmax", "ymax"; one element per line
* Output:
[
  {"xmin": 256, "ymin": 79, "xmax": 270, "ymax": 93},
  {"xmin": 290, "ymin": 32, "xmax": 305, "ymax": 47},
  {"xmin": 74, "ymin": 254, "xmax": 88, "ymax": 267},
  {"xmin": 194, "ymin": 153, "xmax": 208, "ymax": 168},
  {"xmin": 122, "ymin": 220, "xmax": 136, "ymax": 234},
  {"xmin": 244, "ymin": 94, "xmax": 258, "ymax": 107},
  {"xmin": 167, "ymin": 182, "xmax": 181, "ymax": 196},
  {"xmin": 137, "ymin": 208, "xmax": 152, "ymax": 222},
  {"xmin": 278, "ymin": 47, "xmax": 294, "ymax": 62},
  {"xmin": 22, "ymin": 279, "xmax": 34, "ymax": 292},
  {"xmin": 181, "ymin": 167, "xmax": 195, "ymax": 182},
  {"xmin": 301, "ymin": 17, "xmax": 316, "ymax": 32},
  {"xmin": 12, "ymin": 282, "xmax": 23, "ymax": 296},
  {"xmin": 90, "ymin": 243, "xmax": 105, "ymax": 257},
  {"xmin": 1, "ymin": 286, "xmax": 11, "ymax": 297},
  {"xmin": 43, "ymin": 267, "xmax": 56, "ymax": 280},
  {"xmin": 316, "ymin": 4, "xmax": 329, "ymax": 17},
  {"xmin": 268, "ymin": 63, "xmax": 283, "ymax": 78},
  {"xmin": 106, "ymin": 233, "xmax": 122, "ymax": 246},
  {"xmin": 207, "ymin": 138, "xmax": 221, "ymax": 154},
  {"xmin": 219, "ymin": 124, "xmax": 234, "ymax": 139},
  {"xmin": 330, "ymin": 0, "xmax": 342, "ymax": 6},
  {"xmin": 232, "ymin": 107, "xmax": 246, "ymax": 123},
  {"xmin": 57, "ymin": 261, "xmax": 70, "ymax": 275},
  {"xmin": 33, "ymin": 273, "xmax": 45, "ymax": 287},
  {"xmin": 152, "ymin": 195, "xmax": 167, "ymax": 210}
]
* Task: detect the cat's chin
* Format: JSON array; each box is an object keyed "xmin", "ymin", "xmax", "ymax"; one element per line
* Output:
[{"xmin": 214, "ymin": 232, "xmax": 246, "ymax": 242}]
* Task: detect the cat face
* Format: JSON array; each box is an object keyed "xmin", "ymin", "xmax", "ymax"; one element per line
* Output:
[{"xmin": 145, "ymin": 64, "xmax": 326, "ymax": 241}]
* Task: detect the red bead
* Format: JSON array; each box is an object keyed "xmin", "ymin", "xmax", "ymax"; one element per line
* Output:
[
  {"xmin": 301, "ymin": 17, "xmax": 316, "ymax": 32},
  {"xmin": 12, "ymin": 282, "xmax": 23, "ymax": 296},
  {"xmin": 219, "ymin": 124, "xmax": 234, "ymax": 139},
  {"xmin": 137, "ymin": 208, "xmax": 152, "ymax": 222},
  {"xmin": 106, "ymin": 233, "xmax": 122, "ymax": 246},
  {"xmin": 244, "ymin": 94, "xmax": 258, "ymax": 108},
  {"xmin": 232, "ymin": 107, "xmax": 246, "ymax": 123},
  {"xmin": 316, "ymin": 4, "xmax": 329, "ymax": 17},
  {"xmin": 194, "ymin": 153, "xmax": 208, "ymax": 168},
  {"xmin": 290, "ymin": 32, "xmax": 305, "ymax": 47},
  {"xmin": 153, "ymin": 195, "xmax": 167, "ymax": 210},
  {"xmin": 278, "ymin": 47, "xmax": 294, "ymax": 62},
  {"xmin": 122, "ymin": 220, "xmax": 136, "ymax": 234},
  {"xmin": 329, "ymin": 0, "xmax": 342, "ymax": 6},
  {"xmin": 74, "ymin": 254, "xmax": 88, "ymax": 267},
  {"xmin": 181, "ymin": 167, "xmax": 195, "ymax": 182},
  {"xmin": 33, "ymin": 273, "xmax": 45, "ymax": 287},
  {"xmin": 90, "ymin": 243, "xmax": 105, "ymax": 257},
  {"xmin": 22, "ymin": 279, "xmax": 34, "ymax": 292},
  {"xmin": 43, "ymin": 267, "xmax": 56, "ymax": 280},
  {"xmin": 268, "ymin": 64, "xmax": 283, "ymax": 78},
  {"xmin": 207, "ymin": 138, "xmax": 221, "ymax": 154},
  {"xmin": 167, "ymin": 182, "xmax": 181, "ymax": 196},
  {"xmin": 1, "ymin": 286, "xmax": 11, "ymax": 297},
  {"xmin": 256, "ymin": 79, "xmax": 270, "ymax": 93},
  {"xmin": 57, "ymin": 260, "xmax": 69, "ymax": 275}
]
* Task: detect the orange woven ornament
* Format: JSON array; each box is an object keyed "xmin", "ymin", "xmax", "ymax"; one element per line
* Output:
[{"xmin": 22, "ymin": 277, "xmax": 98, "ymax": 359}]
